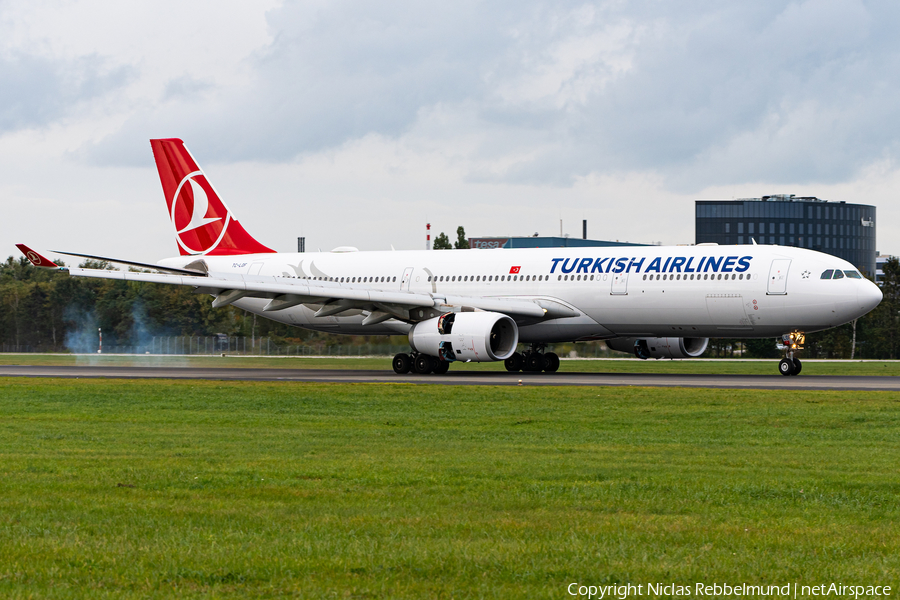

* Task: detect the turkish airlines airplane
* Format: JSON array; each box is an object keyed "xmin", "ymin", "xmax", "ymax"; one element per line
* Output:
[{"xmin": 18, "ymin": 138, "xmax": 883, "ymax": 376}]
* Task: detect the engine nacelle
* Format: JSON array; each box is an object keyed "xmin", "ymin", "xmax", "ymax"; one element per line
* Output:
[
  {"xmin": 408, "ymin": 311, "xmax": 518, "ymax": 362},
  {"xmin": 606, "ymin": 337, "xmax": 709, "ymax": 359}
]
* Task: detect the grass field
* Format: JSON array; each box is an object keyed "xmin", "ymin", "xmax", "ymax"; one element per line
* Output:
[
  {"xmin": 0, "ymin": 378, "xmax": 898, "ymax": 598},
  {"xmin": 2, "ymin": 352, "xmax": 900, "ymax": 376}
]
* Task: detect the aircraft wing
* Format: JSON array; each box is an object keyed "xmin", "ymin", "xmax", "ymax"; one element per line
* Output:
[{"xmin": 60, "ymin": 265, "xmax": 575, "ymax": 323}]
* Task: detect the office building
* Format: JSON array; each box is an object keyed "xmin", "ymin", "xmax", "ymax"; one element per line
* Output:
[{"xmin": 695, "ymin": 194, "xmax": 876, "ymax": 276}]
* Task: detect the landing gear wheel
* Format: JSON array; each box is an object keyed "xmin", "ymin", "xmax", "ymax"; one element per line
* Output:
[
  {"xmin": 544, "ymin": 352, "xmax": 560, "ymax": 373},
  {"xmin": 392, "ymin": 353, "xmax": 411, "ymax": 374},
  {"xmin": 505, "ymin": 352, "xmax": 523, "ymax": 372},
  {"xmin": 791, "ymin": 357, "xmax": 802, "ymax": 376},
  {"xmin": 433, "ymin": 360, "xmax": 450, "ymax": 375},
  {"xmin": 414, "ymin": 354, "xmax": 434, "ymax": 375},
  {"xmin": 778, "ymin": 358, "xmax": 795, "ymax": 376},
  {"xmin": 525, "ymin": 352, "xmax": 543, "ymax": 372}
]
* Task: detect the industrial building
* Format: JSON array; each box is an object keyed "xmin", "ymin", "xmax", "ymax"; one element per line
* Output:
[
  {"xmin": 469, "ymin": 220, "xmax": 652, "ymax": 250},
  {"xmin": 695, "ymin": 194, "xmax": 876, "ymax": 276},
  {"xmin": 468, "ymin": 236, "xmax": 648, "ymax": 249}
]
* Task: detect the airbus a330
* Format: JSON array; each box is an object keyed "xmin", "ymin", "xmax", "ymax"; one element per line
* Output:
[{"xmin": 17, "ymin": 138, "xmax": 883, "ymax": 376}]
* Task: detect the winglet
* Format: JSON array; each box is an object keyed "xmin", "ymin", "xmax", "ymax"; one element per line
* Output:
[{"xmin": 16, "ymin": 244, "xmax": 60, "ymax": 268}]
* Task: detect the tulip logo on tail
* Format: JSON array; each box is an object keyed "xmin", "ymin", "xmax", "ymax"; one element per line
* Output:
[
  {"xmin": 170, "ymin": 171, "xmax": 231, "ymax": 255},
  {"xmin": 151, "ymin": 138, "xmax": 275, "ymax": 256}
]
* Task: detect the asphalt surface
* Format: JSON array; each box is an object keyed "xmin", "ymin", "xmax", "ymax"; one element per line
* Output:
[{"xmin": 1, "ymin": 365, "xmax": 898, "ymax": 390}]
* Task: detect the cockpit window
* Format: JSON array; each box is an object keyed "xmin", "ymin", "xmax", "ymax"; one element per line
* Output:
[
  {"xmin": 832, "ymin": 269, "xmax": 844, "ymax": 279},
  {"xmin": 844, "ymin": 270, "xmax": 862, "ymax": 279},
  {"xmin": 820, "ymin": 269, "xmax": 834, "ymax": 279}
]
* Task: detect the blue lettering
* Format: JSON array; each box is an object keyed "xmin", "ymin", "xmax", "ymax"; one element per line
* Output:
[
  {"xmin": 606, "ymin": 258, "xmax": 616, "ymax": 273},
  {"xmin": 577, "ymin": 257, "xmax": 592, "ymax": 273},
  {"xmin": 561, "ymin": 258, "xmax": 576, "ymax": 274},
  {"xmin": 722, "ymin": 256, "xmax": 737, "ymax": 273},
  {"xmin": 549, "ymin": 258, "xmax": 564, "ymax": 273},
  {"xmin": 627, "ymin": 257, "xmax": 645, "ymax": 273},
  {"xmin": 736, "ymin": 256, "xmax": 752, "ymax": 272},
  {"xmin": 662, "ymin": 257, "xmax": 672, "ymax": 272},
  {"xmin": 613, "ymin": 258, "xmax": 628, "ymax": 273},
  {"xmin": 705, "ymin": 256, "xmax": 723, "ymax": 272},
  {"xmin": 684, "ymin": 256, "xmax": 696, "ymax": 273},
  {"xmin": 697, "ymin": 257, "xmax": 706, "ymax": 272},
  {"xmin": 646, "ymin": 257, "xmax": 662, "ymax": 273},
  {"xmin": 591, "ymin": 258, "xmax": 609, "ymax": 273},
  {"xmin": 671, "ymin": 257, "xmax": 686, "ymax": 272}
]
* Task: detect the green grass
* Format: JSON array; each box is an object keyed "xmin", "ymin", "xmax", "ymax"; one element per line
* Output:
[
  {"xmin": 3, "ymin": 352, "xmax": 900, "ymax": 375},
  {"xmin": 0, "ymin": 378, "xmax": 898, "ymax": 598}
]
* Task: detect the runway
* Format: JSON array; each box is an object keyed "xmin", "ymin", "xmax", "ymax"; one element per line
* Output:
[{"xmin": 1, "ymin": 365, "xmax": 899, "ymax": 391}]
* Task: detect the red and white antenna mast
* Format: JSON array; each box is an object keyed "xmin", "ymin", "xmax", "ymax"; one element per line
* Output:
[{"xmin": 426, "ymin": 223, "xmax": 431, "ymax": 250}]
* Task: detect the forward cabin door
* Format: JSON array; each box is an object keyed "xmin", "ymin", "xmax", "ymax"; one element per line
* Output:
[
  {"xmin": 611, "ymin": 272, "xmax": 628, "ymax": 295},
  {"xmin": 767, "ymin": 259, "xmax": 791, "ymax": 295},
  {"xmin": 401, "ymin": 267, "xmax": 414, "ymax": 291}
]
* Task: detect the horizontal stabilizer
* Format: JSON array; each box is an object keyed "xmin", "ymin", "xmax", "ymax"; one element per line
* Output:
[{"xmin": 52, "ymin": 250, "xmax": 206, "ymax": 276}]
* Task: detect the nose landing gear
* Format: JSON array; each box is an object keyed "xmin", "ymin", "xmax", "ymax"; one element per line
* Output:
[{"xmin": 778, "ymin": 331, "xmax": 805, "ymax": 376}]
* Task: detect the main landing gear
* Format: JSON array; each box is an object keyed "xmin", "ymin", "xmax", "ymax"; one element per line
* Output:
[
  {"xmin": 778, "ymin": 331, "xmax": 805, "ymax": 376},
  {"xmin": 392, "ymin": 351, "xmax": 450, "ymax": 375},
  {"xmin": 504, "ymin": 343, "xmax": 560, "ymax": 373}
]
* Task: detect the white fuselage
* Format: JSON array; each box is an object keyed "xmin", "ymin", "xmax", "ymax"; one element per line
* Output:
[{"xmin": 161, "ymin": 244, "xmax": 882, "ymax": 342}]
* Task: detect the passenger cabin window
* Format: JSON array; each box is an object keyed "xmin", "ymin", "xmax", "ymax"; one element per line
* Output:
[{"xmin": 820, "ymin": 270, "xmax": 834, "ymax": 279}]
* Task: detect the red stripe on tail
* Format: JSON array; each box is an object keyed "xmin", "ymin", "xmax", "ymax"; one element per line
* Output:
[{"xmin": 150, "ymin": 138, "xmax": 275, "ymax": 256}]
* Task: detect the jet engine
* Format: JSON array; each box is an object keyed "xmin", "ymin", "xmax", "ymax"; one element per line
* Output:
[
  {"xmin": 408, "ymin": 311, "xmax": 518, "ymax": 362},
  {"xmin": 606, "ymin": 337, "xmax": 709, "ymax": 359}
]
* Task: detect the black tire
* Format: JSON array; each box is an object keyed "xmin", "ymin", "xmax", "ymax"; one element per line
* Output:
[
  {"xmin": 792, "ymin": 357, "xmax": 802, "ymax": 376},
  {"xmin": 778, "ymin": 358, "xmax": 795, "ymax": 376},
  {"xmin": 544, "ymin": 352, "xmax": 560, "ymax": 372},
  {"xmin": 392, "ymin": 353, "xmax": 411, "ymax": 374},
  {"xmin": 414, "ymin": 354, "xmax": 434, "ymax": 375},
  {"xmin": 504, "ymin": 352, "xmax": 523, "ymax": 372},
  {"xmin": 433, "ymin": 360, "xmax": 450, "ymax": 374},
  {"xmin": 525, "ymin": 352, "xmax": 543, "ymax": 372}
]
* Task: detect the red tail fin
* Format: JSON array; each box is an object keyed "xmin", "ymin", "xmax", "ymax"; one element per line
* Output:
[{"xmin": 150, "ymin": 138, "xmax": 275, "ymax": 256}]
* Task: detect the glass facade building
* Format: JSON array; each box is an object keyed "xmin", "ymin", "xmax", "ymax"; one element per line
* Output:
[{"xmin": 695, "ymin": 195, "xmax": 876, "ymax": 276}]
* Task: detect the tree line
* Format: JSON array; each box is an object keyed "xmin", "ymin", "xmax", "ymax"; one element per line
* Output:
[
  {"xmin": 1, "ymin": 254, "xmax": 898, "ymax": 358},
  {"xmin": 0, "ymin": 256, "xmax": 339, "ymax": 353}
]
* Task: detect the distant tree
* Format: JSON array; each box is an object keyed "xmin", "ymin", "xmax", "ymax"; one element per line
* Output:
[
  {"xmin": 454, "ymin": 226, "xmax": 468, "ymax": 249},
  {"xmin": 863, "ymin": 257, "xmax": 900, "ymax": 359},
  {"xmin": 743, "ymin": 338, "xmax": 780, "ymax": 358},
  {"xmin": 433, "ymin": 232, "xmax": 452, "ymax": 250}
]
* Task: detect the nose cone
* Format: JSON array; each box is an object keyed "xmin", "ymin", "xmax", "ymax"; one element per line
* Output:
[{"xmin": 858, "ymin": 280, "xmax": 883, "ymax": 315}]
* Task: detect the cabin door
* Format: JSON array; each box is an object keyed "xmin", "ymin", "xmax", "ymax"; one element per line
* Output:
[
  {"xmin": 611, "ymin": 272, "xmax": 628, "ymax": 295},
  {"xmin": 767, "ymin": 259, "xmax": 791, "ymax": 295},
  {"xmin": 401, "ymin": 267, "xmax": 414, "ymax": 291}
]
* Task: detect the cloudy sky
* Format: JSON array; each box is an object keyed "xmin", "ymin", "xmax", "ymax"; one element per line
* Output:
[{"xmin": 2, "ymin": 0, "xmax": 899, "ymax": 262}]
